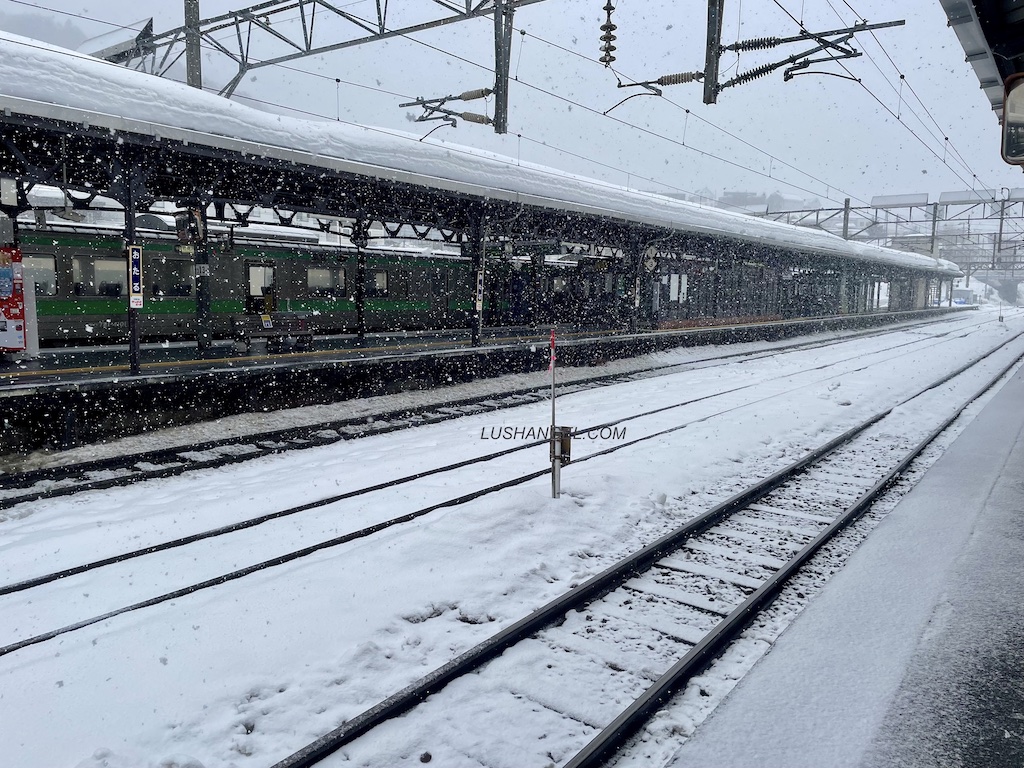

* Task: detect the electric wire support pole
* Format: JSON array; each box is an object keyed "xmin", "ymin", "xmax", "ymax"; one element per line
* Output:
[
  {"xmin": 493, "ymin": 0, "xmax": 514, "ymax": 134},
  {"xmin": 704, "ymin": 0, "xmax": 725, "ymax": 104},
  {"xmin": 184, "ymin": 0, "xmax": 202, "ymax": 90}
]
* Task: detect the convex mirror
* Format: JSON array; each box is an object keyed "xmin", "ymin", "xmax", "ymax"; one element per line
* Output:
[{"xmin": 1003, "ymin": 74, "xmax": 1024, "ymax": 165}]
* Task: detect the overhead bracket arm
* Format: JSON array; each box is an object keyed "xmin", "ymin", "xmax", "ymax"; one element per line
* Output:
[
  {"xmin": 399, "ymin": 88, "xmax": 495, "ymax": 128},
  {"xmin": 703, "ymin": 11, "xmax": 904, "ymax": 103}
]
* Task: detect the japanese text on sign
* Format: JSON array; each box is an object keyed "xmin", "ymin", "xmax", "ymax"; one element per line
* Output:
[{"xmin": 129, "ymin": 245, "xmax": 143, "ymax": 309}]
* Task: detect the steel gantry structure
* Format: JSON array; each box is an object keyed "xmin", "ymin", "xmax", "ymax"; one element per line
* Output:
[
  {"xmin": 92, "ymin": 0, "xmax": 547, "ymax": 134},
  {"xmin": 761, "ymin": 191, "xmax": 1024, "ymax": 300}
]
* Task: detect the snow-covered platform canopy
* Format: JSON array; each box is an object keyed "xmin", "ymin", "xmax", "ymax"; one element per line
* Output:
[{"xmin": 0, "ymin": 33, "xmax": 960, "ymax": 277}]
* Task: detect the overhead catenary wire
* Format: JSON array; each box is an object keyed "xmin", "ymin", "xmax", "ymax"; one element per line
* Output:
[
  {"xmin": 772, "ymin": 0, "xmax": 996, "ymax": 195},
  {"xmin": 823, "ymin": 0, "xmax": 982, "ymax": 187},
  {"xmin": 0, "ymin": 0, "xmax": 410, "ymax": 101},
  {"xmin": 500, "ymin": 25, "xmax": 998, "ymax": 242},
  {"xmin": 2, "ymin": 0, "xmax": 862, "ymax": 206},
  {"xmin": 1, "ymin": 0, "xmax": 1013, "ymax": 247},
  {"xmin": 510, "ymin": 26, "xmax": 864, "ymax": 207},
  {"xmin": 765, "ymin": 0, "xmax": 1024, "ymax": 242}
]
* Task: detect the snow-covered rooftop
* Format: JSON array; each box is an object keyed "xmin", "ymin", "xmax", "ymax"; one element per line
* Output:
[{"xmin": 0, "ymin": 33, "xmax": 961, "ymax": 277}]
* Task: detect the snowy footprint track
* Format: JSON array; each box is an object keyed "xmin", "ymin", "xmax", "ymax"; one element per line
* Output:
[
  {"xmin": 269, "ymin": 339, "xmax": 1024, "ymax": 768},
  {"xmin": 0, "ymin": 311, "xmax": 998, "ymax": 510}
]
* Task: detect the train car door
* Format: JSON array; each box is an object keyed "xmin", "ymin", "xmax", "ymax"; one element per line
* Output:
[
  {"xmin": 429, "ymin": 268, "xmax": 449, "ymax": 326},
  {"xmin": 246, "ymin": 262, "xmax": 276, "ymax": 315}
]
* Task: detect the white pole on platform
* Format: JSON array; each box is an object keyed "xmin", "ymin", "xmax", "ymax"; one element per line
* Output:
[{"xmin": 550, "ymin": 327, "xmax": 560, "ymax": 499}]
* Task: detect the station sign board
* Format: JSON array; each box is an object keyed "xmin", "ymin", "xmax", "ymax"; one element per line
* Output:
[{"xmin": 129, "ymin": 245, "xmax": 143, "ymax": 309}]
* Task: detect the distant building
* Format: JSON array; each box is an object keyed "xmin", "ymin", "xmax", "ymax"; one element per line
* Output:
[{"xmin": 887, "ymin": 233, "xmax": 936, "ymax": 255}]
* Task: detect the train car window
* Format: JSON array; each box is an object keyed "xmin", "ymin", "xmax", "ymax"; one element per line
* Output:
[
  {"xmin": 390, "ymin": 271, "xmax": 411, "ymax": 300},
  {"xmin": 72, "ymin": 256, "xmax": 125, "ymax": 297},
  {"xmin": 670, "ymin": 273, "xmax": 687, "ymax": 302},
  {"xmin": 552, "ymin": 277, "xmax": 567, "ymax": 293},
  {"xmin": 248, "ymin": 264, "xmax": 275, "ymax": 296},
  {"xmin": 23, "ymin": 255, "xmax": 57, "ymax": 296},
  {"xmin": 369, "ymin": 270, "xmax": 388, "ymax": 298},
  {"xmin": 307, "ymin": 267, "xmax": 346, "ymax": 298},
  {"xmin": 150, "ymin": 257, "xmax": 194, "ymax": 297},
  {"xmin": 1003, "ymin": 75, "xmax": 1024, "ymax": 165},
  {"xmin": 245, "ymin": 264, "xmax": 276, "ymax": 314}
]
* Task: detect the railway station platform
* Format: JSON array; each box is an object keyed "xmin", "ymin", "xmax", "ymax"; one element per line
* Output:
[
  {"xmin": 666, "ymin": 364, "xmax": 1024, "ymax": 767},
  {"xmin": 0, "ymin": 309, "xmax": 965, "ymax": 454}
]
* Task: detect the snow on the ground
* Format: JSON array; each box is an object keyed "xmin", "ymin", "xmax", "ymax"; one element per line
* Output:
[
  {"xmin": 4, "ymin": 315, "xmax": 984, "ymax": 473},
  {"xmin": 0, "ymin": 308, "xmax": 1020, "ymax": 768},
  {"xmin": 646, "ymin": 322, "xmax": 1024, "ymax": 768}
]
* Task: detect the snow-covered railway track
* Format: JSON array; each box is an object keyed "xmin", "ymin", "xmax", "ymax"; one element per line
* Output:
[
  {"xmin": 0, "ymin": 313, "xmax": 994, "ymax": 510},
  {"xmin": 0, "ymin": 322, "xmax": 1014, "ymax": 669},
  {"xmin": 269, "ymin": 339, "xmax": 1024, "ymax": 768}
]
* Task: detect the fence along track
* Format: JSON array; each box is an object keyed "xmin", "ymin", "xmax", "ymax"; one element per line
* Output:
[{"xmin": 271, "ymin": 339, "xmax": 1024, "ymax": 768}]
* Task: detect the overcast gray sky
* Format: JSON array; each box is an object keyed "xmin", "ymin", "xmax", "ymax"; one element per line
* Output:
[{"xmin": 0, "ymin": 0, "xmax": 1019, "ymax": 209}]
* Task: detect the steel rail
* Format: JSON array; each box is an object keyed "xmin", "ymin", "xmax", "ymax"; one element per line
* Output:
[
  {"xmin": 564, "ymin": 347, "xmax": 1024, "ymax": 768},
  {"xmin": 268, "ymin": 333, "xmax": 1024, "ymax": 768},
  {"xmin": 1, "ymin": 324, "xmax": 1005, "ymax": 666},
  {"xmin": 0, "ymin": 324, "xmax": 1012, "ymax": 667},
  {"xmin": 0, "ymin": 315, "xmax": 959, "ymax": 510},
  {"xmin": 0, "ymin": 321, "xmax": 985, "ymax": 600}
]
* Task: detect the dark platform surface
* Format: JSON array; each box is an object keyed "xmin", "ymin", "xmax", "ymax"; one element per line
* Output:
[{"xmin": 667, "ymin": 364, "xmax": 1024, "ymax": 767}]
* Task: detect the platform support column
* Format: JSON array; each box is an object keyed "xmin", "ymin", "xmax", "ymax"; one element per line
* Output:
[
  {"xmin": 195, "ymin": 204, "xmax": 212, "ymax": 351},
  {"xmin": 114, "ymin": 155, "xmax": 145, "ymax": 375},
  {"xmin": 352, "ymin": 218, "xmax": 369, "ymax": 340},
  {"xmin": 530, "ymin": 252, "xmax": 543, "ymax": 328},
  {"xmin": 124, "ymin": 178, "xmax": 140, "ymax": 375},
  {"xmin": 464, "ymin": 210, "xmax": 485, "ymax": 347},
  {"xmin": 624, "ymin": 238, "xmax": 643, "ymax": 334}
]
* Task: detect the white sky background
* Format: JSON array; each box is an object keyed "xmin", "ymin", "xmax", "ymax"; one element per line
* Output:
[{"xmin": 0, "ymin": 0, "xmax": 1020, "ymax": 209}]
